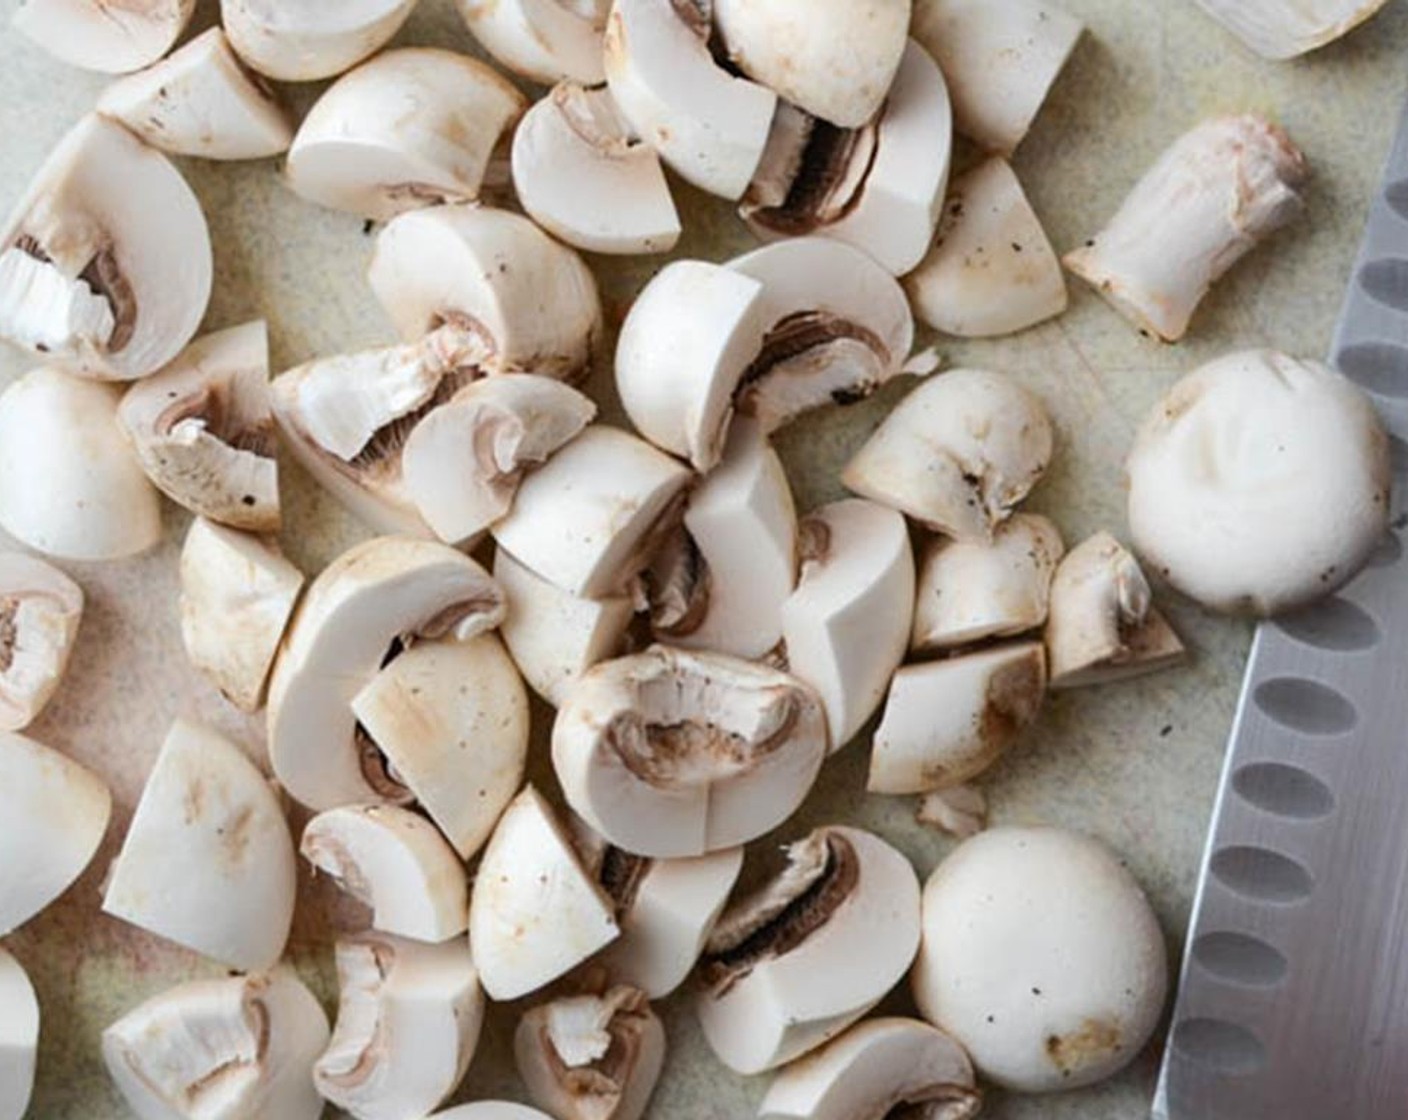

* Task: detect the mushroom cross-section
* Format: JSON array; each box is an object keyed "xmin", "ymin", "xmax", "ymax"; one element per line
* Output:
[
  {"xmin": 0, "ymin": 552, "xmax": 83, "ymax": 732},
  {"xmin": 457, "ymin": 0, "xmax": 610, "ymax": 84},
  {"xmin": 0, "ymin": 947, "xmax": 38, "ymax": 1120},
  {"xmin": 1191, "ymin": 0, "xmax": 1390, "ymax": 60},
  {"xmin": 220, "ymin": 0, "xmax": 419, "ymax": 82},
  {"xmin": 13, "ymin": 0, "xmax": 194, "ymax": 74}
]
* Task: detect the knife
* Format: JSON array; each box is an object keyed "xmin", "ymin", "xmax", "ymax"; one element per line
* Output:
[{"xmin": 1154, "ymin": 93, "xmax": 1408, "ymax": 1119}]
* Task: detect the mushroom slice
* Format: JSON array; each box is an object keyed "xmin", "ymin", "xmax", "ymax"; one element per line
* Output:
[
  {"xmin": 221, "ymin": 0, "xmax": 418, "ymax": 82},
  {"xmin": 696, "ymin": 825, "xmax": 922, "ymax": 1074},
  {"xmin": 266, "ymin": 536, "xmax": 506, "ymax": 810},
  {"xmin": 103, "ymin": 969, "xmax": 330, "ymax": 1120},
  {"xmin": 96, "ymin": 28, "xmax": 294, "ymax": 160},
  {"xmin": 0, "ymin": 369, "xmax": 161, "ymax": 560},
  {"xmin": 12, "ymin": 0, "xmax": 193, "ymax": 74},
  {"xmin": 780, "ymin": 499, "xmax": 914, "ymax": 752},
  {"xmin": 758, "ymin": 1017, "xmax": 981, "ymax": 1120},
  {"xmin": 869, "ymin": 642, "xmax": 1047, "ymax": 795},
  {"xmin": 603, "ymin": 0, "xmax": 777, "ymax": 200},
  {"xmin": 843, "ymin": 369, "xmax": 1054, "ymax": 542},
  {"xmin": 432, "ymin": 1106, "xmax": 554, "ymax": 1120},
  {"xmin": 1045, "ymin": 532, "xmax": 1186, "ymax": 689},
  {"xmin": 907, "ymin": 157, "xmax": 1067, "ymax": 338},
  {"xmin": 287, "ymin": 49, "xmax": 527, "ymax": 222},
  {"xmin": 0, "ymin": 730, "xmax": 110, "ymax": 934},
  {"xmin": 910, "ymin": 0, "xmax": 1083, "ymax": 155},
  {"xmin": 553, "ymin": 646, "xmax": 829, "ymax": 859},
  {"xmin": 370, "ymin": 205, "xmax": 603, "ymax": 382},
  {"xmin": 0, "ymin": 115, "xmax": 211, "ymax": 380},
  {"xmin": 351, "ymin": 633, "xmax": 529, "ymax": 860},
  {"xmin": 0, "ymin": 552, "xmax": 83, "ymax": 732},
  {"xmin": 515, "ymin": 984, "xmax": 665, "ymax": 1120},
  {"xmin": 1192, "ymin": 0, "xmax": 1389, "ymax": 59},
  {"xmin": 102, "ymin": 719, "xmax": 297, "ymax": 972},
  {"xmin": 512, "ymin": 82, "xmax": 681, "ymax": 256},
  {"xmin": 469, "ymin": 787, "xmax": 620, "ymax": 1001},
  {"xmin": 119, "ymin": 320, "xmax": 280, "ymax": 531},
  {"xmin": 402, "ymin": 374, "xmax": 597, "ymax": 545},
  {"xmin": 0, "ymin": 948, "xmax": 38, "ymax": 1120},
  {"xmin": 916, "ymin": 785, "xmax": 988, "ymax": 840},
  {"xmin": 912, "ymin": 513, "xmax": 1064, "ymax": 654},
  {"xmin": 492, "ymin": 426, "xmax": 693, "ymax": 599},
  {"xmin": 316, "ymin": 933, "xmax": 484, "ymax": 1120},
  {"xmin": 1064, "ymin": 115, "xmax": 1308, "ymax": 343},
  {"xmin": 458, "ymin": 0, "xmax": 609, "ymax": 84}
]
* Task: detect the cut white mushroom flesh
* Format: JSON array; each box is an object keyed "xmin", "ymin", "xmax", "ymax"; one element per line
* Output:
[
  {"xmin": 917, "ymin": 785, "xmax": 989, "ymax": 841},
  {"xmin": 1064, "ymin": 115, "xmax": 1308, "ymax": 342},
  {"xmin": 431, "ymin": 1105, "xmax": 554, "ymax": 1120},
  {"xmin": 458, "ymin": 0, "xmax": 610, "ymax": 84},
  {"xmin": 13, "ymin": 0, "xmax": 194, "ymax": 74},
  {"xmin": 221, "ymin": 0, "xmax": 419, "ymax": 82},
  {"xmin": 1192, "ymin": 0, "xmax": 1390, "ymax": 59},
  {"xmin": 696, "ymin": 825, "xmax": 922, "ymax": 1074},
  {"xmin": 102, "ymin": 719, "xmax": 298, "ymax": 972},
  {"xmin": 0, "ymin": 552, "xmax": 83, "ymax": 732},
  {"xmin": 0, "ymin": 947, "xmax": 38, "ymax": 1120}
]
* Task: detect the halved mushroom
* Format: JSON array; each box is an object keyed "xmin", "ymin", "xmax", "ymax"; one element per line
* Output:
[
  {"xmin": 603, "ymin": 0, "xmax": 777, "ymax": 200},
  {"xmin": 916, "ymin": 785, "xmax": 988, "ymax": 840},
  {"xmin": 780, "ymin": 499, "xmax": 914, "ymax": 752},
  {"xmin": 458, "ymin": 0, "xmax": 610, "ymax": 84},
  {"xmin": 0, "ymin": 369, "xmax": 161, "ymax": 560},
  {"xmin": 370, "ymin": 205, "xmax": 603, "ymax": 383},
  {"xmin": 758, "ymin": 1017, "xmax": 980, "ymax": 1120},
  {"xmin": 469, "ymin": 786, "xmax": 620, "ymax": 1001},
  {"xmin": 0, "ymin": 552, "xmax": 83, "ymax": 732},
  {"xmin": 843, "ymin": 370, "xmax": 1054, "ymax": 542},
  {"xmin": 266, "ymin": 536, "xmax": 506, "ymax": 810},
  {"xmin": 96, "ymin": 28, "xmax": 295, "ymax": 160},
  {"xmin": 516, "ymin": 983, "xmax": 665, "ymax": 1120},
  {"xmin": 1045, "ymin": 532, "xmax": 1186, "ymax": 688},
  {"xmin": 102, "ymin": 719, "xmax": 297, "ymax": 972},
  {"xmin": 553, "ymin": 646, "xmax": 829, "ymax": 859},
  {"xmin": 1192, "ymin": 0, "xmax": 1389, "ymax": 59},
  {"xmin": 221, "ymin": 0, "xmax": 418, "ymax": 82},
  {"xmin": 1064, "ymin": 115, "xmax": 1308, "ymax": 342},
  {"xmin": 0, "ymin": 114, "xmax": 211, "ymax": 380},
  {"xmin": 287, "ymin": 49, "xmax": 526, "ymax": 222},
  {"xmin": 431, "ymin": 1106, "xmax": 554, "ymax": 1120},
  {"xmin": 513, "ymin": 82, "xmax": 681, "ymax": 256},
  {"xmin": 119, "ymin": 320, "xmax": 280, "ymax": 531},
  {"xmin": 907, "ymin": 157, "xmax": 1068, "ymax": 338},
  {"xmin": 0, "ymin": 947, "xmax": 38, "ymax": 1120},
  {"xmin": 303, "ymin": 805, "xmax": 470, "ymax": 944},
  {"xmin": 316, "ymin": 933, "xmax": 484, "ymax": 1120},
  {"xmin": 12, "ymin": 0, "xmax": 193, "ymax": 74},
  {"xmin": 696, "ymin": 825, "xmax": 922, "ymax": 1074},
  {"xmin": 103, "ymin": 969, "xmax": 330, "ymax": 1120}
]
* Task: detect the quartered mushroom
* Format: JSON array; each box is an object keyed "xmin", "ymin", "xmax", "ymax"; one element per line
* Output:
[
  {"xmin": 221, "ymin": 0, "xmax": 419, "ymax": 82},
  {"xmin": 0, "ymin": 947, "xmax": 38, "ymax": 1120},
  {"xmin": 512, "ymin": 81, "xmax": 681, "ymax": 256},
  {"xmin": 102, "ymin": 719, "xmax": 298, "ymax": 972},
  {"xmin": 0, "ymin": 114, "xmax": 211, "ymax": 380},
  {"xmin": 96, "ymin": 27, "xmax": 295, "ymax": 160},
  {"xmin": 119, "ymin": 320, "xmax": 281, "ymax": 531},
  {"xmin": 1192, "ymin": 0, "xmax": 1390, "ymax": 60},
  {"xmin": 1064, "ymin": 115, "xmax": 1308, "ymax": 342},
  {"xmin": 431, "ymin": 1106, "xmax": 553, "ymax": 1120},
  {"xmin": 696, "ymin": 825, "xmax": 922, "ymax": 1074},
  {"xmin": 553, "ymin": 646, "xmax": 829, "ymax": 859},
  {"xmin": 12, "ymin": 0, "xmax": 193, "ymax": 74},
  {"xmin": 287, "ymin": 49, "xmax": 527, "ymax": 222},
  {"xmin": 316, "ymin": 933, "xmax": 484, "ymax": 1120},
  {"xmin": 458, "ymin": 0, "xmax": 610, "ymax": 84},
  {"xmin": 0, "ymin": 552, "xmax": 83, "ymax": 732},
  {"xmin": 916, "ymin": 785, "xmax": 988, "ymax": 840},
  {"xmin": 1045, "ymin": 532, "xmax": 1186, "ymax": 688},
  {"xmin": 103, "ymin": 969, "xmax": 330, "ymax": 1120}
]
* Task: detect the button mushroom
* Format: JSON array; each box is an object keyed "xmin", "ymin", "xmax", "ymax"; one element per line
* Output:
[
  {"xmin": 0, "ymin": 947, "xmax": 37, "ymax": 1120},
  {"xmin": 0, "ymin": 552, "xmax": 83, "ymax": 732},
  {"xmin": 458, "ymin": 0, "xmax": 610, "ymax": 84},
  {"xmin": 13, "ymin": 0, "xmax": 194, "ymax": 74},
  {"xmin": 1191, "ymin": 0, "xmax": 1390, "ymax": 60},
  {"xmin": 220, "ymin": 0, "xmax": 418, "ymax": 82}
]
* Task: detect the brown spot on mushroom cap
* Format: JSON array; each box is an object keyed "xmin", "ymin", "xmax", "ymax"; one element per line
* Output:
[{"xmin": 1045, "ymin": 1017, "xmax": 1123, "ymax": 1079}]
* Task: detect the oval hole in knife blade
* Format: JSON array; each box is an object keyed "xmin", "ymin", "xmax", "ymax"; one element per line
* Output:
[
  {"xmin": 1359, "ymin": 259, "xmax": 1408, "ymax": 312},
  {"xmin": 1252, "ymin": 678, "xmax": 1358, "ymax": 737},
  {"xmin": 1169, "ymin": 1018, "xmax": 1267, "ymax": 1075},
  {"xmin": 1275, "ymin": 597, "xmax": 1381, "ymax": 653},
  {"xmin": 1336, "ymin": 342, "xmax": 1408, "ymax": 398},
  {"xmin": 1191, "ymin": 931, "xmax": 1289, "ymax": 988},
  {"xmin": 1232, "ymin": 762, "xmax": 1335, "ymax": 820},
  {"xmin": 1210, "ymin": 845, "xmax": 1314, "ymax": 904}
]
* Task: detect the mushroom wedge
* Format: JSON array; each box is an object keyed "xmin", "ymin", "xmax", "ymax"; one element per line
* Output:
[
  {"xmin": 696, "ymin": 825, "xmax": 922, "ymax": 1074},
  {"xmin": 0, "ymin": 114, "xmax": 211, "ymax": 381},
  {"xmin": 103, "ymin": 969, "xmax": 330, "ymax": 1120},
  {"xmin": 0, "ymin": 948, "xmax": 38, "ymax": 1120},
  {"xmin": 102, "ymin": 719, "xmax": 298, "ymax": 973},
  {"xmin": 266, "ymin": 536, "xmax": 506, "ymax": 811},
  {"xmin": 553, "ymin": 646, "xmax": 829, "ymax": 859},
  {"xmin": 221, "ymin": 0, "xmax": 418, "ymax": 82},
  {"xmin": 458, "ymin": 0, "xmax": 610, "ymax": 84},
  {"xmin": 96, "ymin": 28, "xmax": 295, "ymax": 161},
  {"xmin": 1192, "ymin": 0, "xmax": 1390, "ymax": 59},
  {"xmin": 287, "ymin": 49, "xmax": 527, "ymax": 222},
  {"xmin": 12, "ymin": 0, "xmax": 193, "ymax": 74},
  {"xmin": 432, "ymin": 1106, "xmax": 554, "ymax": 1120},
  {"xmin": 0, "ymin": 552, "xmax": 83, "ymax": 732},
  {"xmin": 119, "ymin": 320, "xmax": 281, "ymax": 532},
  {"xmin": 316, "ymin": 934, "xmax": 484, "ymax": 1120}
]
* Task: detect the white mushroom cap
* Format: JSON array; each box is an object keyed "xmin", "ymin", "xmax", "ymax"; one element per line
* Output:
[
  {"xmin": 103, "ymin": 969, "xmax": 330, "ymax": 1120},
  {"xmin": 1191, "ymin": 0, "xmax": 1390, "ymax": 60},
  {"xmin": 458, "ymin": 0, "xmax": 609, "ymax": 84},
  {"xmin": 303, "ymin": 805, "xmax": 469, "ymax": 944},
  {"xmin": 96, "ymin": 27, "xmax": 295, "ymax": 161},
  {"xmin": 431, "ymin": 1105, "xmax": 554, "ymax": 1120},
  {"xmin": 780, "ymin": 499, "xmax": 915, "ymax": 752},
  {"xmin": 908, "ymin": 157, "xmax": 1068, "ymax": 338},
  {"xmin": 0, "ymin": 115, "xmax": 212, "ymax": 381},
  {"xmin": 697, "ymin": 825, "xmax": 922, "ymax": 1074},
  {"xmin": 266, "ymin": 536, "xmax": 506, "ymax": 811},
  {"xmin": 287, "ymin": 49, "xmax": 527, "ymax": 222},
  {"xmin": 0, "ymin": 368, "xmax": 161, "ymax": 561},
  {"xmin": 1128, "ymin": 349, "xmax": 1391, "ymax": 615},
  {"xmin": 912, "ymin": 827, "xmax": 1168, "ymax": 1092},
  {"xmin": 469, "ymin": 786, "xmax": 620, "ymax": 1001},
  {"xmin": 553, "ymin": 646, "xmax": 829, "ymax": 859},
  {"xmin": 102, "ymin": 719, "xmax": 298, "ymax": 972},
  {"xmin": 316, "ymin": 933, "xmax": 484, "ymax": 1120},
  {"xmin": 12, "ymin": 0, "xmax": 193, "ymax": 74},
  {"xmin": 843, "ymin": 370, "xmax": 1054, "ymax": 541},
  {"xmin": 512, "ymin": 82, "xmax": 681, "ymax": 256},
  {"xmin": 0, "ymin": 552, "xmax": 83, "ymax": 732},
  {"xmin": 603, "ymin": 0, "xmax": 777, "ymax": 200},
  {"xmin": 0, "ymin": 947, "xmax": 38, "ymax": 1120},
  {"xmin": 221, "ymin": 0, "xmax": 418, "ymax": 82},
  {"xmin": 758, "ymin": 1017, "xmax": 980, "ymax": 1120}
]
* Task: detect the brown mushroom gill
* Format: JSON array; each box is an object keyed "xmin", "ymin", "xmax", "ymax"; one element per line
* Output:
[
  {"xmin": 744, "ymin": 117, "xmax": 878, "ymax": 236},
  {"xmin": 598, "ymin": 845, "xmax": 652, "ymax": 914},
  {"xmin": 739, "ymin": 311, "xmax": 890, "ymax": 400},
  {"xmin": 154, "ymin": 380, "xmax": 277, "ymax": 460},
  {"xmin": 0, "ymin": 596, "xmax": 19, "ymax": 674},
  {"xmin": 643, "ymin": 529, "xmax": 711, "ymax": 639},
  {"xmin": 345, "ymin": 366, "xmax": 481, "ymax": 484}
]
